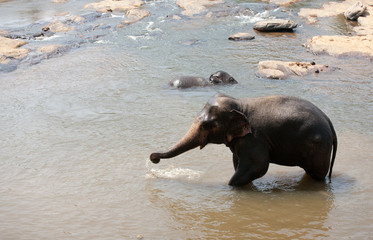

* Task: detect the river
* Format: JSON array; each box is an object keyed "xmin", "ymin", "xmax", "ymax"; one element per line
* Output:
[{"xmin": 0, "ymin": 0, "xmax": 372, "ymax": 239}]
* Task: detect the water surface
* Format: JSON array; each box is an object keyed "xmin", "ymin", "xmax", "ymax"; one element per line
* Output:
[{"xmin": 1, "ymin": 0, "xmax": 372, "ymax": 239}]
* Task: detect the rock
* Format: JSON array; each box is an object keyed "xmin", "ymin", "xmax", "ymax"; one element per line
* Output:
[
  {"xmin": 299, "ymin": 1, "xmax": 351, "ymax": 22},
  {"xmin": 344, "ymin": 2, "xmax": 367, "ymax": 20},
  {"xmin": 299, "ymin": 0, "xmax": 372, "ymax": 24},
  {"xmin": 300, "ymin": 0, "xmax": 373, "ymax": 54},
  {"xmin": 176, "ymin": 0, "xmax": 224, "ymax": 16},
  {"xmin": 123, "ymin": 8, "xmax": 150, "ymax": 24},
  {"xmin": 256, "ymin": 60, "xmax": 332, "ymax": 79},
  {"xmin": 84, "ymin": 0, "xmax": 144, "ymax": 13},
  {"xmin": 228, "ymin": 32, "xmax": 255, "ymax": 41},
  {"xmin": 253, "ymin": 19, "xmax": 297, "ymax": 32},
  {"xmin": 44, "ymin": 21, "xmax": 74, "ymax": 32},
  {"xmin": 257, "ymin": 68, "xmax": 287, "ymax": 79},
  {"xmin": 355, "ymin": 7, "xmax": 373, "ymax": 35},
  {"xmin": 306, "ymin": 35, "xmax": 373, "ymax": 57},
  {"xmin": 66, "ymin": 15, "xmax": 85, "ymax": 24},
  {"xmin": 38, "ymin": 45, "xmax": 63, "ymax": 54},
  {"xmin": 0, "ymin": 36, "xmax": 30, "ymax": 64}
]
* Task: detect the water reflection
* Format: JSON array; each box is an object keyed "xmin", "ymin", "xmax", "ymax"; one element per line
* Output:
[{"xmin": 147, "ymin": 171, "xmax": 339, "ymax": 239}]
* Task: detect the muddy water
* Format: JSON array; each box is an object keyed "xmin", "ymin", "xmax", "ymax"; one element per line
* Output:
[{"xmin": 1, "ymin": 0, "xmax": 373, "ymax": 239}]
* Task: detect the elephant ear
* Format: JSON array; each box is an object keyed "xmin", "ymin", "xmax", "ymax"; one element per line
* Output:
[{"xmin": 226, "ymin": 110, "xmax": 252, "ymax": 143}]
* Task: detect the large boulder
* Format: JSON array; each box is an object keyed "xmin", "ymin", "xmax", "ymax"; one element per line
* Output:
[
  {"xmin": 344, "ymin": 1, "xmax": 367, "ymax": 20},
  {"xmin": 253, "ymin": 19, "xmax": 297, "ymax": 32},
  {"xmin": 306, "ymin": 35, "xmax": 373, "ymax": 57},
  {"xmin": 256, "ymin": 60, "xmax": 332, "ymax": 79}
]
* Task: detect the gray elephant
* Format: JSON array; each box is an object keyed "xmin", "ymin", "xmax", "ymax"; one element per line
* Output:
[
  {"xmin": 150, "ymin": 94, "xmax": 337, "ymax": 186},
  {"xmin": 170, "ymin": 70, "xmax": 237, "ymax": 88}
]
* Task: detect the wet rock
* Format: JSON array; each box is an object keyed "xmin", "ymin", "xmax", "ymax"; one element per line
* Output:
[
  {"xmin": 0, "ymin": 62, "xmax": 17, "ymax": 73},
  {"xmin": 0, "ymin": 36, "xmax": 30, "ymax": 64},
  {"xmin": 81, "ymin": 12, "xmax": 103, "ymax": 22},
  {"xmin": 344, "ymin": 1, "xmax": 367, "ymax": 20},
  {"xmin": 38, "ymin": 45, "xmax": 63, "ymax": 55},
  {"xmin": 84, "ymin": 0, "xmax": 144, "ymax": 13},
  {"xmin": 44, "ymin": 21, "xmax": 74, "ymax": 32},
  {"xmin": 299, "ymin": 0, "xmax": 371, "ymax": 24},
  {"xmin": 306, "ymin": 35, "xmax": 373, "ymax": 57},
  {"xmin": 66, "ymin": 15, "xmax": 85, "ymax": 24},
  {"xmin": 300, "ymin": 0, "xmax": 373, "ymax": 56},
  {"xmin": 123, "ymin": 8, "xmax": 150, "ymax": 24},
  {"xmin": 256, "ymin": 60, "xmax": 332, "ymax": 79},
  {"xmin": 228, "ymin": 32, "xmax": 255, "ymax": 41},
  {"xmin": 4, "ymin": 22, "xmax": 55, "ymax": 40},
  {"xmin": 176, "ymin": 0, "xmax": 224, "ymax": 16},
  {"xmin": 205, "ymin": 5, "xmax": 254, "ymax": 19},
  {"xmin": 253, "ymin": 19, "xmax": 297, "ymax": 32}
]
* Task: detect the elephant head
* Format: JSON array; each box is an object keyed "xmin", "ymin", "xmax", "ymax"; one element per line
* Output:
[
  {"xmin": 150, "ymin": 95, "xmax": 252, "ymax": 164},
  {"xmin": 208, "ymin": 71, "xmax": 238, "ymax": 85}
]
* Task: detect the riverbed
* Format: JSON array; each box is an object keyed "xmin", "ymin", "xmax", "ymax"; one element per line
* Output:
[{"xmin": 0, "ymin": 0, "xmax": 372, "ymax": 239}]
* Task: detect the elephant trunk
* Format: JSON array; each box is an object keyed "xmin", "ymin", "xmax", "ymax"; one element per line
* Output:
[{"xmin": 150, "ymin": 119, "xmax": 204, "ymax": 164}]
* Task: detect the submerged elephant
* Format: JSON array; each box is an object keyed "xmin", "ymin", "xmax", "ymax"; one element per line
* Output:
[
  {"xmin": 169, "ymin": 70, "xmax": 237, "ymax": 88},
  {"xmin": 150, "ymin": 94, "xmax": 337, "ymax": 186}
]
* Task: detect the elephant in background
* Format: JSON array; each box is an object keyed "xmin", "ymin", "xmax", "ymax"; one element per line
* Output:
[
  {"xmin": 170, "ymin": 70, "xmax": 237, "ymax": 89},
  {"xmin": 150, "ymin": 94, "xmax": 337, "ymax": 186}
]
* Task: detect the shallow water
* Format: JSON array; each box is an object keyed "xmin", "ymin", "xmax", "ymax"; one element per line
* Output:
[{"xmin": 1, "ymin": 0, "xmax": 373, "ymax": 239}]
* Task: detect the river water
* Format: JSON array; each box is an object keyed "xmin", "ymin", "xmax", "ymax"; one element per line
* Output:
[{"xmin": 1, "ymin": 0, "xmax": 372, "ymax": 239}]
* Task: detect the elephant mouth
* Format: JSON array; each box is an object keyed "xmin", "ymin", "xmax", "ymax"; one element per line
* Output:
[{"xmin": 199, "ymin": 141, "xmax": 207, "ymax": 149}]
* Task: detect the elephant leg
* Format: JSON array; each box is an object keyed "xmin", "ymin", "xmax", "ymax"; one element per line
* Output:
[
  {"xmin": 303, "ymin": 147, "xmax": 332, "ymax": 181},
  {"xmin": 228, "ymin": 137, "xmax": 270, "ymax": 187},
  {"xmin": 232, "ymin": 154, "xmax": 238, "ymax": 171},
  {"xmin": 301, "ymin": 140, "xmax": 333, "ymax": 181}
]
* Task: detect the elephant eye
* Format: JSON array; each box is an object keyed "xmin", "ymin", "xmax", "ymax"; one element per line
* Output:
[{"xmin": 201, "ymin": 121, "xmax": 217, "ymax": 130}]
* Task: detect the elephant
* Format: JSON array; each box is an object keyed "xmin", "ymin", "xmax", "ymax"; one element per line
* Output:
[
  {"xmin": 150, "ymin": 94, "xmax": 337, "ymax": 187},
  {"xmin": 169, "ymin": 70, "xmax": 237, "ymax": 88}
]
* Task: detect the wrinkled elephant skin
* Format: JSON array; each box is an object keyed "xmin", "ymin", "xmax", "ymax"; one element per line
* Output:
[{"xmin": 150, "ymin": 94, "xmax": 337, "ymax": 187}]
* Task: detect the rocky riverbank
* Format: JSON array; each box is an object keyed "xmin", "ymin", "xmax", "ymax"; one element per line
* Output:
[
  {"xmin": 1, "ymin": 0, "xmax": 372, "ymax": 76},
  {"xmin": 299, "ymin": 0, "xmax": 373, "ymax": 58}
]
